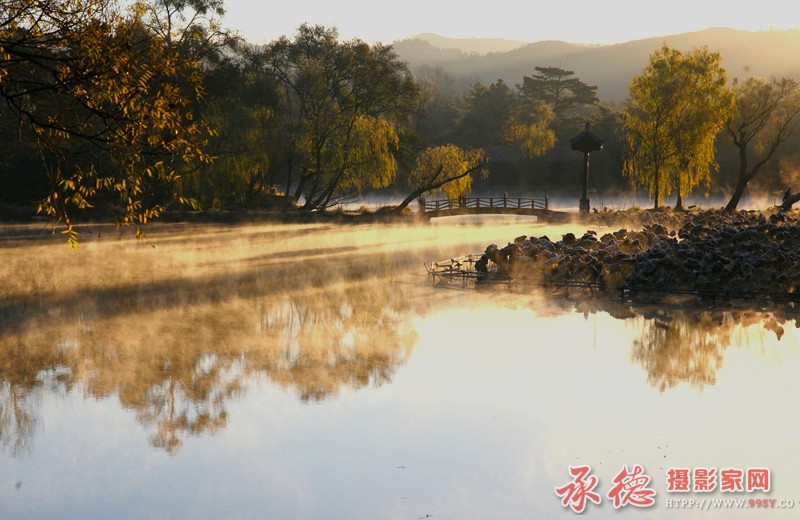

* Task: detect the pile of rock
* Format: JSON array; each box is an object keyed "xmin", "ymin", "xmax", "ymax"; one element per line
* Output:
[{"xmin": 476, "ymin": 209, "xmax": 800, "ymax": 302}]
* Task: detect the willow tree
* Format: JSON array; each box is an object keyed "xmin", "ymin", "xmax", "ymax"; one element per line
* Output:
[
  {"xmin": 723, "ymin": 77, "xmax": 800, "ymax": 212},
  {"xmin": 623, "ymin": 45, "xmax": 733, "ymax": 209},
  {"xmin": 669, "ymin": 51, "xmax": 734, "ymax": 209},
  {"xmin": 264, "ymin": 24, "xmax": 419, "ymax": 210},
  {"xmin": 392, "ymin": 145, "xmax": 487, "ymax": 212},
  {"xmin": 1, "ymin": 0, "xmax": 224, "ymax": 245}
]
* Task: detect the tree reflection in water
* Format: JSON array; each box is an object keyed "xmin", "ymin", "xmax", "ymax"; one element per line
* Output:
[
  {"xmin": 631, "ymin": 310, "xmax": 725, "ymax": 391},
  {"xmin": 254, "ymin": 285, "xmax": 416, "ymax": 402},
  {"xmin": 0, "ymin": 221, "xmax": 441, "ymax": 455},
  {"xmin": 2, "ymin": 220, "xmax": 799, "ymax": 455},
  {"xmin": 0, "ymin": 379, "xmax": 40, "ymax": 457},
  {"xmin": 7, "ymin": 289, "xmax": 796, "ymax": 454},
  {"xmin": 629, "ymin": 307, "xmax": 795, "ymax": 392},
  {"xmin": 0, "ymin": 340, "xmax": 71, "ymax": 456},
  {"xmin": 0, "ymin": 280, "xmax": 418, "ymax": 454}
]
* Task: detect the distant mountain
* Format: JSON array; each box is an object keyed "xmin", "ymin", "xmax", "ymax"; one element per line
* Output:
[
  {"xmin": 403, "ymin": 33, "xmax": 529, "ymax": 55},
  {"xmin": 393, "ymin": 28, "xmax": 800, "ymax": 101}
]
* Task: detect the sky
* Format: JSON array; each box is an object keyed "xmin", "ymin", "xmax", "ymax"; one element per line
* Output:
[{"xmin": 220, "ymin": 0, "xmax": 799, "ymax": 46}]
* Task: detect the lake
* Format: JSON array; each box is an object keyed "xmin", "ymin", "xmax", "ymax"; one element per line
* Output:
[{"xmin": 1, "ymin": 216, "xmax": 798, "ymax": 519}]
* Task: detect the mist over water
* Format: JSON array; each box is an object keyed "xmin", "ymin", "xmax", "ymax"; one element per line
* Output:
[
  {"xmin": 1, "ymin": 217, "xmax": 799, "ymax": 519},
  {"xmin": 342, "ymin": 186, "xmax": 788, "ymax": 215}
]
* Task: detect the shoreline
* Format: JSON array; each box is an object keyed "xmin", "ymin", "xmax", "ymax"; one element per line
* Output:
[{"xmin": 465, "ymin": 206, "xmax": 800, "ymax": 307}]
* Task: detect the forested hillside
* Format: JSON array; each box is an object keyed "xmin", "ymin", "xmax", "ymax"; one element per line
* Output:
[{"xmin": 394, "ymin": 28, "xmax": 800, "ymax": 101}]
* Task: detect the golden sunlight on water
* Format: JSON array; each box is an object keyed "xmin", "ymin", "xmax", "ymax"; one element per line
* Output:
[{"xmin": 1, "ymin": 217, "xmax": 800, "ymax": 519}]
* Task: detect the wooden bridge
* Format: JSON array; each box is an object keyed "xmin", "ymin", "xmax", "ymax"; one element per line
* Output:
[{"xmin": 419, "ymin": 194, "xmax": 561, "ymax": 219}]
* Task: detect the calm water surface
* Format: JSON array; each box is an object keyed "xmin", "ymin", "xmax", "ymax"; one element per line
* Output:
[{"xmin": 1, "ymin": 216, "xmax": 799, "ymax": 519}]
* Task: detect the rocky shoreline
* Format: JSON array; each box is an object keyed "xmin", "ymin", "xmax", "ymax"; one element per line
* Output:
[{"xmin": 475, "ymin": 207, "xmax": 800, "ymax": 306}]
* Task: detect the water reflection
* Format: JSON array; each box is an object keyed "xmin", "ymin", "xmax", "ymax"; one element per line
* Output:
[
  {"xmin": 0, "ymin": 337, "xmax": 70, "ymax": 456},
  {"xmin": 3, "ymin": 219, "xmax": 800, "ymax": 519},
  {"xmin": 2, "ymin": 220, "xmax": 800, "ymax": 457},
  {"xmin": 253, "ymin": 288, "xmax": 416, "ymax": 402},
  {"xmin": 625, "ymin": 306, "xmax": 796, "ymax": 392},
  {"xmin": 0, "ymin": 379, "xmax": 40, "ymax": 457},
  {"xmin": 0, "ymin": 222, "xmax": 448, "ymax": 455},
  {"xmin": 0, "ymin": 283, "xmax": 421, "ymax": 454},
  {"xmin": 1, "ymin": 220, "xmax": 554, "ymax": 455},
  {"xmin": 631, "ymin": 310, "xmax": 726, "ymax": 392}
]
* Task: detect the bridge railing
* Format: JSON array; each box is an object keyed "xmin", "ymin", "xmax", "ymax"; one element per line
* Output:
[{"xmin": 421, "ymin": 194, "xmax": 548, "ymax": 213}]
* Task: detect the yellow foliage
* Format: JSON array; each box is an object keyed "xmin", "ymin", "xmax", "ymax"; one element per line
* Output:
[
  {"xmin": 338, "ymin": 115, "xmax": 399, "ymax": 193},
  {"xmin": 623, "ymin": 45, "xmax": 734, "ymax": 208},
  {"xmin": 3, "ymin": 0, "xmax": 217, "ymax": 245},
  {"xmin": 411, "ymin": 145, "xmax": 487, "ymax": 200}
]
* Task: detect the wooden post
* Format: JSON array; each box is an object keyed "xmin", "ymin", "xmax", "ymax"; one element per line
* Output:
[{"xmin": 580, "ymin": 152, "xmax": 590, "ymax": 213}]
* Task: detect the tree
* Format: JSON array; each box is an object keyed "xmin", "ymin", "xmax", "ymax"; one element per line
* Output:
[
  {"xmin": 451, "ymin": 79, "xmax": 555, "ymax": 184},
  {"xmin": 0, "ymin": 0, "xmax": 225, "ymax": 245},
  {"xmin": 583, "ymin": 102, "xmax": 627, "ymax": 192},
  {"xmin": 453, "ymin": 79, "xmax": 517, "ymax": 148},
  {"xmin": 668, "ymin": 50, "xmax": 734, "ymax": 209},
  {"xmin": 454, "ymin": 79, "xmax": 556, "ymax": 165},
  {"xmin": 518, "ymin": 66, "xmax": 598, "ymax": 135},
  {"xmin": 412, "ymin": 64, "xmax": 462, "ymax": 146},
  {"xmin": 186, "ymin": 42, "xmax": 281, "ymax": 210},
  {"xmin": 392, "ymin": 145, "xmax": 487, "ymax": 212},
  {"xmin": 623, "ymin": 45, "xmax": 733, "ymax": 209},
  {"xmin": 264, "ymin": 24, "xmax": 419, "ymax": 210},
  {"xmin": 723, "ymin": 77, "xmax": 800, "ymax": 212},
  {"xmin": 505, "ymin": 101, "xmax": 557, "ymax": 159}
]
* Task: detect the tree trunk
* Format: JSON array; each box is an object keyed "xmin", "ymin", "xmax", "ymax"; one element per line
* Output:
[
  {"xmin": 651, "ymin": 167, "xmax": 660, "ymax": 209},
  {"xmin": 314, "ymin": 168, "xmax": 347, "ymax": 210},
  {"xmin": 724, "ymin": 177, "xmax": 748, "ymax": 212},
  {"xmin": 653, "ymin": 183, "xmax": 660, "ymax": 210},
  {"xmin": 391, "ymin": 165, "xmax": 445, "ymax": 212},
  {"xmin": 389, "ymin": 164, "xmax": 485, "ymax": 213},
  {"xmin": 779, "ymin": 191, "xmax": 800, "ymax": 211},
  {"xmin": 675, "ymin": 193, "xmax": 683, "ymax": 211},
  {"xmin": 724, "ymin": 140, "xmax": 750, "ymax": 213},
  {"xmin": 293, "ymin": 171, "xmax": 310, "ymax": 205}
]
